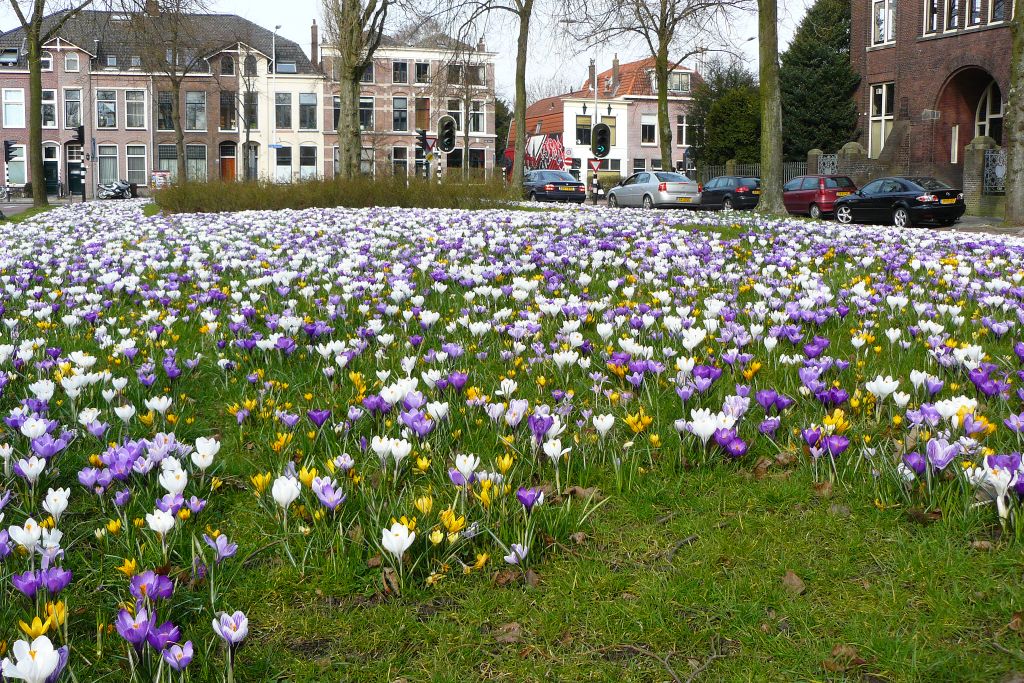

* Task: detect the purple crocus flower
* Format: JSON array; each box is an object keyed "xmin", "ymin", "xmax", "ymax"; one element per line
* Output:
[
  {"xmin": 12, "ymin": 569, "xmax": 41, "ymax": 598},
  {"xmin": 147, "ymin": 621, "xmax": 182, "ymax": 651},
  {"xmin": 46, "ymin": 645, "xmax": 69, "ymax": 683},
  {"xmin": 42, "ymin": 566, "xmax": 72, "ymax": 595},
  {"xmin": 116, "ymin": 608, "xmax": 153, "ymax": 648},
  {"xmin": 503, "ymin": 543, "xmax": 529, "ymax": 565},
  {"xmin": 130, "ymin": 571, "xmax": 174, "ymax": 602},
  {"xmin": 516, "ymin": 487, "xmax": 544, "ymax": 512},
  {"xmin": 759, "ymin": 417, "xmax": 781, "ymax": 435},
  {"xmin": 724, "ymin": 438, "xmax": 748, "ymax": 459},
  {"xmin": 925, "ymin": 438, "xmax": 960, "ymax": 471},
  {"xmin": 822, "ymin": 435, "xmax": 850, "ymax": 457},
  {"xmin": 204, "ymin": 534, "xmax": 239, "ymax": 564},
  {"xmin": 903, "ymin": 451, "xmax": 926, "ymax": 475},
  {"xmin": 162, "ymin": 641, "xmax": 194, "ymax": 672},
  {"xmin": 311, "ymin": 476, "xmax": 347, "ymax": 511},
  {"xmin": 212, "ymin": 611, "xmax": 249, "ymax": 646},
  {"xmin": 307, "ymin": 409, "xmax": 331, "ymax": 428}
]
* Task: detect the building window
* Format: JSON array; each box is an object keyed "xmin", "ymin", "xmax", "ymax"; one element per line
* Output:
[
  {"xmin": 668, "ymin": 72, "xmax": 690, "ymax": 92},
  {"xmin": 131, "ymin": 55, "xmax": 141, "ymax": 68},
  {"xmin": 651, "ymin": 158, "xmax": 662, "ymax": 170},
  {"xmin": 415, "ymin": 147, "xmax": 426, "ymax": 175},
  {"xmin": 333, "ymin": 96, "xmax": 341, "ymax": 130},
  {"xmin": 96, "ymin": 89, "xmax": 116, "ymax": 128},
  {"xmin": 275, "ymin": 93, "xmax": 291, "ymax": 129},
  {"xmin": 950, "ymin": 124, "xmax": 959, "ymax": 164},
  {"xmin": 415, "ymin": 62, "xmax": 430, "ymax": 83},
  {"xmin": 157, "ymin": 144, "xmax": 177, "ymax": 180},
  {"xmin": 393, "ymin": 96, "xmax": 408, "ymax": 131},
  {"xmin": 946, "ymin": 0, "xmax": 960, "ymax": 28},
  {"xmin": 873, "ymin": 0, "xmax": 896, "ymax": 42},
  {"xmin": 126, "ymin": 90, "xmax": 145, "ymax": 129},
  {"xmin": 641, "ymin": 115, "xmax": 657, "ymax": 144},
  {"xmin": 186, "ymin": 144, "xmax": 207, "ymax": 181},
  {"xmin": 676, "ymin": 115, "xmax": 687, "ymax": 146},
  {"xmin": 299, "ymin": 145, "xmax": 317, "ymax": 179},
  {"xmin": 470, "ymin": 101, "xmax": 484, "ymax": 133},
  {"xmin": 633, "ymin": 158, "xmax": 646, "ymax": 174},
  {"xmin": 976, "ymin": 81, "xmax": 1003, "ymax": 144},
  {"xmin": 244, "ymin": 55, "xmax": 257, "ymax": 76},
  {"xmin": 601, "ymin": 115, "xmax": 616, "ymax": 145},
  {"xmin": 185, "ymin": 91, "xmax": 206, "ymax": 131},
  {"xmin": 64, "ymin": 89, "xmax": 81, "ymax": 128},
  {"xmin": 360, "ymin": 147, "xmax": 374, "ymax": 175},
  {"xmin": 447, "ymin": 99, "xmax": 462, "ymax": 129},
  {"xmin": 359, "ymin": 96, "xmax": 374, "ymax": 130},
  {"xmin": 243, "ymin": 92, "xmax": 258, "ymax": 130},
  {"xmin": 869, "ymin": 82, "xmax": 895, "ymax": 158},
  {"xmin": 98, "ymin": 144, "xmax": 118, "ymax": 184},
  {"xmin": 469, "ymin": 148, "xmax": 485, "ymax": 170},
  {"xmin": 360, "ymin": 64, "xmax": 373, "ymax": 83},
  {"xmin": 276, "ymin": 61, "xmax": 297, "ymax": 74},
  {"xmin": 392, "ymin": 147, "xmax": 408, "ymax": 176},
  {"xmin": 106, "ymin": 55, "xmax": 117, "ymax": 68},
  {"xmin": 40, "ymin": 51, "xmax": 52, "ymax": 71},
  {"xmin": 5, "ymin": 144, "xmax": 25, "ymax": 184},
  {"xmin": 299, "ymin": 93, "xmax": 317, "ymax": 130},
  {"xmin": 392, "ymin": 61, "xmax": 408, "ymax": 84},
  {"xmin": 219, "ymin": 91, "xmax": 237, "ymax": 130},
  {"xmin": 127, "ymin": 144, "xmax": 146, "ymax": 184},
  {"xmin": 415, "ymin": 97, "xmax": 430, "ymax": 130},
  {"xmin": 64, "ymin": 52, "xmax": 79, "ymax": 72},
  {"xmin": 158, "ymin": 92, "xmax": 173, "ymax": 130},
  {"xmin": 575, "ymin": 115, "xmax": 592, "ymax": 145},
  {"xmin": 41, "ymin": 90, "xmax": 56, "ymax": 128},
  {"xmin": 968, "ymin": 0, "xmax": 982, "ymax": 23},
  {"xmin": 991, "ymin": 0, "xmax": 1007, "ymax": 21},
  {"xmin": 2, "ymin": 89, "xmax": 24, "ymax": 128},
  {"xmin": 221, "ymin": 55, "xmax": 234, "ymax": 75},
  {"xmin": 275, "ymin": 145, "xmax": 291, "ymax": 182},
  {"xmin": 925, "ymin": 0, "xmax": 941, "ymax": 32}
]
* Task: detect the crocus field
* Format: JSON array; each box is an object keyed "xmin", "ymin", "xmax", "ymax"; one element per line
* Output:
[{"xmin": 2, "ymin": 200, "xmax": 1024, "ymax": 682}]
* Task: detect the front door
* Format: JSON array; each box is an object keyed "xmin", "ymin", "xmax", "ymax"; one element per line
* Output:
[
  {"xmin": 43, "ymin": 145, "xmax": 59, "ymax": 195},
  {"xmin": 66, "ymin": 144, "xmax": 83, "ymax": 196},
  {"xmin": 219, "ymin": 142, "xmax": 237, "ymax": 181}
]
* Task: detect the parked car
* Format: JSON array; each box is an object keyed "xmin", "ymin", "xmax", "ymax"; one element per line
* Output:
[
  {"xmin": 833, "ymin": 176, "xmax": 965, "ymax": 228},
  {"xmin": 699, "ymin": 176, "xmax": 761, "ymax": 210},
  {"xmin": 783, "ymin": 175, "xmax": 857, "ymax": 218},
  {"xmin": 523, "ymin": 170, "xmax": 586, "ymax": 203},
  {"xmin": 606, "ymin": 171, "xmax": 701, "ymax": 209}
]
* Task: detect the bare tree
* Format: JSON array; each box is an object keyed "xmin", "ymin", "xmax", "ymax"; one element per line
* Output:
[
  {"xmin": 7, "ymin": 0, "xmax": 96, "ymax": 206},
  {"xmin": 321, "ymin": 0, "xmax": 390, "ymax": 180},
  {"xmin": 121, "ymin": 0, "xmax": 221, "ymax": 181},
  {"xmin": 1005, "ymin": 6, "xmax": 1023, "ymax": 225},
  {"xmin": 755, "ymin": 0, "xmax": 784, "ymax": 214},
  {"xmin": 565, "ymin": 0, "xmax": 744, "ymax": 171},
  {"xmin": 526, "ymin": 75, "xmax": 576, "ymax": 106}
]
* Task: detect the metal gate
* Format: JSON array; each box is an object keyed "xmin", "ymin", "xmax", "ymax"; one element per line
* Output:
[
  {"xmin": 818, "ymin": 154, "xmax": 838, "ymax": 175},
  {"xmin": 983, "ymin": 149, "xmax": 1006, "ymax": 195}
]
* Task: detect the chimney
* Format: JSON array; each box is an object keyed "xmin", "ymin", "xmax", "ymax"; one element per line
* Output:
[
  {"xmin": 476, "ymin": 38, "xmax": 486, "ymax": 52},
  {"xmin": 612, "ymin": 54, "xmax": 620, "ymax": 90},
  {"xmin": 588, "ymin": 58, "xmax": 596, "ymax": 96},
  {"xmin": 311, "ymin": 20, "xmax": 319, "ymax": 69}
]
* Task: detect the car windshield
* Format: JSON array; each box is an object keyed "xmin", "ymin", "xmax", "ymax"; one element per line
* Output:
[
  {"xmin": 654, "ymin": 172, "xmax": 689, "ymax": 182},
  {"xmin": 740, "ymin": 177, "xmax": 760, "ymax": 188},
  {"xmin": 548, "ymin": 172, "xmax": 577, "ymax": 182},
  {"xmin": 906, "ymin": 177, "xmax": 953, "ymax": 191},
  {"xmin": 824, "ymin": 177, "xmax": 856, "ymax": 189}
]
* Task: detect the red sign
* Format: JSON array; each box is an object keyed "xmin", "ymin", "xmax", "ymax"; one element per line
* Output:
[
  {"xmin": 563, "ymin": 157, "xmax": 573, "ymax": 168},
  {"xmin": 588, "ymin": 159, "xmax": 602, "ymax": 172}
]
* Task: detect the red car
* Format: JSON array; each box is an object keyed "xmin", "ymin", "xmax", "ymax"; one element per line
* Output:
[{"xmin": 783, "ymin": 175, "xmax": 858, "ymax": 219}]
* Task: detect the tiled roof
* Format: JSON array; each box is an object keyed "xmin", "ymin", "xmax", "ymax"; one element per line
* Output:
[
  {"xmin": 574, "ymin": 56, "xmax": 697, "ymax": 99},
  {"xmin": 0, "ymin": 10, "xmax": 315, "ymax": 73},
  {"xmin": 507, "ymin": 95, "xmax": 564, "ymax": 143}
]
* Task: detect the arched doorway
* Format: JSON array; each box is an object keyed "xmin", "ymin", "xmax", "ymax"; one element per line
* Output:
[
  {"xmin": 932, "ymin": 67, "xmax": 1003, "ymax": 182},
  {"xmin": 976, "ymin": 81, "xmax": 1003, "ymax": 144},
  {"xmin": 219, "ymin": 141, "xmax": 237, "ymax": 181},
  {"xmin": 42, "ymin": 143, "xmax": 60, "ymax": 195}
]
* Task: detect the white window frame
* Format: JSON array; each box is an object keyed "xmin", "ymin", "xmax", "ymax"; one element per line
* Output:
[
  {"xmin": 990, "ymin": 0, "xmax": 1010, "ymax": 22},
  {"xmin": 125, "ymin": 90, "xmax": 146, "ymax": 130},
  {"xmin": 63, "ymin": 88, "xmax": 81, "ymax": 129},
  {"xmin": 2, "ymin": 89, "xmax": 25, "ymax": 128},
  {"xmin": 299, "ymin": 144, "xmax": 318, "ymax": 179},
  {"xmin": 392, "ymin": 96, "xmax": 408, "ymax": 132},
  {"xmin": 298, "ymin": 92, "xmax": 318, "ymax": 131},
  {"xmin": 868, "ymin": 82, "xmax": 895, "ymax": 159},
  {"xmin": 5, "ymin": 144, "xmax": 26, "ymax": 184},
  {"xmin": 392, "ymin": 60, "xmax": 409, "ymax": 84},
  {"xmin": 950, "ymin": 124, "xmax": 959, "ymax": 164},
  {"xmin": 185, "ymin": 143, "xmax": 208, "ymax": 181},
  {"xmin": 392, "ymin": 146, "xmax": 408, "ymax": 176},
  {"xmin": 640, "ymin": 114, "xmax": 657, "ymax": 146},
  {"xmin": 667, "ymin": 72, "xmax": 691, "ymax": 93},
  {"xmin": 359, "ymin": 95, "xmax": 374, "ymax": 131},
  {"xmin": 469, "ymin": 100, "xmax": 484, "ymax": 133},
  {"xmin": 98, "ymin": 144, "xmax": 119, "ymax": 184},
  {"xmin": 944, "ymin": 0, "xmax": 961, "ymax": 30},
  {"xmin": 676, "ymin": 114, "xmax": 687, "ymax": 147},
  {"xmin": 96, "ymin": 89, "xmax": 117, "ymax": 129},
  {"xmin": 185, "ymin": 91, "xmax": 207, "ymax": 132},
  {"xmin": 40, "ymin": 51, "xmax": 52, "ymax": 71},
  {"xmin": 41, "ymin": 89, "xmax": 57, "ymax": 129},
  {"xmin": 126, "ymin": 144, "xmax": 147, "ymax": 185},
  {"xmin": 64, "ymin": 52, "xmax": 79, "ymax": 73},
  {"xmin": 924, "ymin": 0, "xmax": 942, "ymax": 33},
  {"xmin": 157, "ymin": 144, "xmax": 178, "ymax": 180},
  {"xmin": 872, "ymin": 0, "xmax": 896, "ymax": 43},
  {"xmin": 274, "ymin": 144, "xmax": 292, "ymax": 182}
]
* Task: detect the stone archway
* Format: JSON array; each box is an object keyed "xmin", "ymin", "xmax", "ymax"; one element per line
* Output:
[{"xmin": 932, "ymin": 67, "xmax": 1002, "ymax": 181}]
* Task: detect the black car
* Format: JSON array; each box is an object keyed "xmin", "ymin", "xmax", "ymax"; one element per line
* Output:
[
  {"xmin": 699, "ymin": 176, "xmax": 761, "ymax": 210},
  {"xmin": 523, "ymin": 170, "xmax": 586, "ymax": 203},
  {"xmin": 833, "ymin": 176, "xmax": 965, "ymax": 228}
]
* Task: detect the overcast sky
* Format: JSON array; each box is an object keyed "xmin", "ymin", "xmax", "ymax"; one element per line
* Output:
[{"xmin": 2, "ymin": 0, "xmax": 813, "ymax": 99}]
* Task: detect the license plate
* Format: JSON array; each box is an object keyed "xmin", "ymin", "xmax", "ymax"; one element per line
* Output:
[
  {"xmin": 559, "ymin": 186, "xmax": 575, "ymax": 191},
  {"xmin": 677, "ymin": 197, "xmax": 692, "ymax": 203},
  {"xmin": 940, "ymin": 198, "xmax": 956, "ymax": 204},
  {"xmin": 752, "ymin": 189, "xmax": 762, "ymax": 195},
  {"xmin": 836, "ymin": 191, "xmax": 850, "ymax": 197}
]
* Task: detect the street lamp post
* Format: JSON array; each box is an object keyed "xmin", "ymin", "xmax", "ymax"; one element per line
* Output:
[{"xmin": 272, "ymin": 25, "xmax": 281, "ymax": 152}]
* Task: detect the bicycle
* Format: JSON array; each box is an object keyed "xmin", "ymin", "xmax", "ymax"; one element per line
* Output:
[{"xmin": 0, "ymin": 186, "xmax": 9, "ymax": 202}]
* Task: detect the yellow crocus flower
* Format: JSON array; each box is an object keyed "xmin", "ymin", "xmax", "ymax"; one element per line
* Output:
[{"xmin": 19, "ymin": 616, "xmax": 53, "ymax": 638}]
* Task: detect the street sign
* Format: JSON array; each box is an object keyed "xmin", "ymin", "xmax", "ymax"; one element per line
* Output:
[
  {"xmin": 426, "ymin": 137, "xmax": 437, "ymax": 152},
  {"xmin": 426, "ymin": 153, "xmax": 434, "ymax": 162},
  {"xmin": 268, "ymin": 143, "xmax": 284, "ymax": 149},
  {"xmin": 563, "ymin": 157, "xmax": 573, "ymax": 169},
  {"xmin": 588, "ymin": 159, "xmax": 601, "ymax": 172}
]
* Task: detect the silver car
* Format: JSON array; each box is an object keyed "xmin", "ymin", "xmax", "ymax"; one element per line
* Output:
[{"xmin": 607, "ymin": 171, "xmax": 701, "ymax": 209}]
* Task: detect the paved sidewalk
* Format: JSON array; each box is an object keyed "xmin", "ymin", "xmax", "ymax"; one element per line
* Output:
[
  {"xmin": 937, "ymin": 214, "xmax": 1022, "ymax": 237},
  {"xmin": 0, "ymin": 197, "xmax": 80, "ymax": 220}
]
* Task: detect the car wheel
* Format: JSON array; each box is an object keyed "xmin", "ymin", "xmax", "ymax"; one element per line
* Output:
[
  {"xmin": 835, "ymin": 205, "xmax": 853, "ymax": 224},
  {"xmin": 809, "ymin": 203, "xmax": 821, "ymax": 219},
  {"xmin": 642, "ymin": 195, "xmax": 654, "ymax": 209},
  {"xmin": 608, "ymin": 194, "xmax": 618, "ymax": 208},
  {"xmin": 528, "ymin": 192, "xmax": 538, "ymax": 202},
  {"xmin": 893, "ymin": 207, "xmax": 912, "ymax": 228},
  {"xmin": 722, "ymin": 197, "xmax": 733, "ymax": 210}
]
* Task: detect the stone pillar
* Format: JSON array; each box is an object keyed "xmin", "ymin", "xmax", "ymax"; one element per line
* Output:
[
  {"xmin": 962, "ymin": 135, "xmax": 999, "ymax": 217},
  {"xmin": 837, "ymin": 141, "xmax": 869, "ymax": 186},
  {"xmin": 807, "ymin": 148, "xmax": 823, "ymax": 175},
  {"xmin": 725, "ymin": 158, "xmax": 737, "ymax": 176}
]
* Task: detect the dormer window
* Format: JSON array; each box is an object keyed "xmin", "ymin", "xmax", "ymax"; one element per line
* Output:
[
  {"xmin": 668, "ymin": 72, "xmax": 690, "ymax": 93},
  {"xmin": 41, "ymin": 51, "xmax": 52, "ymax": 70},
  {"xmin": 64, "ymin": 52, "xmax": 79, "ymax": 72},
  {"xmin": 0, "ymin": 49, "xmax": 19, "ymax": 66},
  {"xmin": 131, "ymin": 55, "xmax": 141, "ymax": 68},
  {"xmin": 276, "ymin": 60, "xmax": 297, "ymax": 74},
  {"xmin": 106, "ymin": 55, "xmax": 117, "ymax": 67}
]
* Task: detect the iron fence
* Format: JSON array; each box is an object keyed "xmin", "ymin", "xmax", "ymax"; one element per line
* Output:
[
  {"xmin": 984, "ymin": 148, "xmax": 1006, "ymax": 195},
  {"xmin": 694, "ymin": 161, "xmax": 807, "ymax": 184},
  {"xmin": 818, "ymin": 153, "xmax": 839, "ymax": 175}
]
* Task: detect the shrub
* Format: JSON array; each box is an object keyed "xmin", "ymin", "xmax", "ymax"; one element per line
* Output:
[{"xmin": 153, "ymin": 177, "xmax": 519, "ymax": 214}]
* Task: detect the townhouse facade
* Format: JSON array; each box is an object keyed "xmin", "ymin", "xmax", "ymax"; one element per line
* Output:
[
  {"xmin": 0, "ymin": 12, "xmax": 497, "ymax": 197},
  {"xmin": 507, "ymin": 56, "xmax": 698, "ymax": 180},
  {"xmin": 850, "ymin": 0, "xmax": 1013, "ymax": 184}
]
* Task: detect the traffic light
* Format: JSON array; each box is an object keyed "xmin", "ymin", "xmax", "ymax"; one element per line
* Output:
[
  {"xmin": 72, "ymin": 125, "xmax": 84, "ymax": 145},
  {"xmin": 437, "ymin": 115, "xmax": 457, "ymax": 153},
  {"xmin": 591, "ymin": 123, "xmax": 611, "ymax": 159},
  {"xmin": 3, "ymin": 141, "xmax": 13, "ymax": 163},
  {"xmin": 416, "ymin": 128, "xmax": 428, "ymax": 153}
]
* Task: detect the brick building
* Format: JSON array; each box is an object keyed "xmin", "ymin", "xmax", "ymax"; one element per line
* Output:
[{"xmin": 850, "ymin": 0, "xmax": 1013, "ymax": 184}]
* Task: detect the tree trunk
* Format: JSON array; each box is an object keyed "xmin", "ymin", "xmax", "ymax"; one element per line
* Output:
[
  {"xmin": 1005, "ymin": 7, "xmax": 1024, "ymax": 225},
  {"xmin": 27, "ymin": 30, "xmax": 47, "ymax": 207},
  {"xmin": 511, "ymin": 0, "xmax": 534, "ymax": 188},
  {"xmin": 337, "ymin": 75, "xmax": 361, "ymax": 179},
  {"xmin": 171, "ymin": 81, "xmax": 186, "ymax": 182},
  {"xmin": 463, "ymin": 93, "xmax": 471, "ymax": 181},
  {"xmin": 656, "ymin": 37, "xmax": 673, "ymax": 171},
  {"xmin": 756, "ymin": 0, "xmax": 785, "ymax": 215}
]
